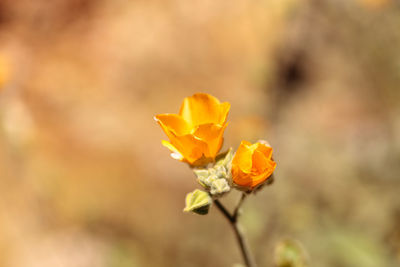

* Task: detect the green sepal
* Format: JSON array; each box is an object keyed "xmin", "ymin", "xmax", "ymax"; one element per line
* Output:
[
  {"xmin": 193, "ymin": 169, "xmax": 211, "ymax": 188},
  {"xmin": 183, "ymin": 189, "xmax": 212, "ymax": 215},
  {"xmin": 193, "ymin": 169, "xmax": 209, "ymax": 179},
  {"xmin": 215, "ymin": 148, "xmax": 233, "ymax": 167}
]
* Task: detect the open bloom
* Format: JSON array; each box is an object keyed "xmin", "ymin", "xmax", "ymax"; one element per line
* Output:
[
  {"xmin": 231, "ymin": 140, "xmax": 276, "ymax": 189},
  {"xmin": 155, "ymin": 93, "xmax": 230, "ymax": 166}
]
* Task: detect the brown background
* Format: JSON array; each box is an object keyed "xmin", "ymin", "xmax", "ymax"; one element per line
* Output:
[{"xmin": 0, "ymin": 0, "xmax": 399, "ymax": 266}]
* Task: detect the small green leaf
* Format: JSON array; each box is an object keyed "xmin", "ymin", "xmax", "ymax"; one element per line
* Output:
[{"xmin": 183, "ymin": 189, "xmax": 212, "ymax": 215}]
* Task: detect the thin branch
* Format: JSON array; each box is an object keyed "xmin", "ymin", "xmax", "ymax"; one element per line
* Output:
[
  {"xmin": 214, "ymin": 199, "xmax": 233, "ymax": 222},
  {"xmin": 233, "ymin": 192, "xmax": 247, "ymax": 221},
  {"xmin": 232, "ymin": 220, "xmax": 257, "ymax": 267},
  {"xmin": 214, "ymin": 197, "xmax": 257, "ymax": 267}
]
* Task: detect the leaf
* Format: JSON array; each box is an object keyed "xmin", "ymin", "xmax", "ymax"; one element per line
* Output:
[{"xmin": 183, "ymin": 189, "xmax": 212, "ymax": 215}]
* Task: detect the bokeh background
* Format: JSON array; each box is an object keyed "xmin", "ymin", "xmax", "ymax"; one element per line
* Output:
[{"xmin": 0, "ymin": 0, "xmax": 400, "ymax": 266}]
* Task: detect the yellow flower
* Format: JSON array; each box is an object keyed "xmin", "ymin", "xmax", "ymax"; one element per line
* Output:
[
  {"xmin": 155, "ymin": 93, "xmax": 230, "ymax": 166},
  {"xmin": 231, "ymin": 140, "xmax": 276, "ymax": 189}
]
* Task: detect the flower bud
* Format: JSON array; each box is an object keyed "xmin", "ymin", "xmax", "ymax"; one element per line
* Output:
[
  {"xmin": 204, "ymin": 174, "xmax": 218, "ymax": 187},
  {"xmin": 210, "ymin": 178, "xmax": 230, "ymax": 195},
  {"xmin": 215, "ymin": 165, "xmax": 227, "ymax": 178},
  {"xmin": 231, "ymin": 140, "xmax": 276, "ymax": 192},
  {"xmin": 193, "ymin": 149, "xmax": 233, "ymax": 196}
]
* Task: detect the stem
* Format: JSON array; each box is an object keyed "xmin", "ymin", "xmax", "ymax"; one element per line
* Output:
[
  {"xmin": 232, "ymin": 220, "xmax": 256, "ymax": 267},
  {"xmin": 233, "ymin": 192, "xmax": 247, "ymax": 221},
  {"xmin": 214, "ymin": 198, "xmax": 232, "ymax": 220},
  {"xmin": 214, "ymin": 194, "xmax": 257, "ymax": 267}
]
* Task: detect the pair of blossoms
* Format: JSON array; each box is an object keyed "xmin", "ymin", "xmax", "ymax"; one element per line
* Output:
[{"xmin": 155, "ymin": 93, "xmax": 276, "ymax": 214}]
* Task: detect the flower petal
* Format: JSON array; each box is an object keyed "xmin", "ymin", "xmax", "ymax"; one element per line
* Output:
[
  {"xmin": 179, "ymin": 93, "xmax": 229, "ymax": 126},
  {"xmin": 250, "ymin": 161, "xmax": 276, "ymax": 187},
  {"xmin": 256, "ymin": 143, "xmax": 273, "ymax": 159},
  {"xmin": 252, "ymin": 149, "xmax": 268, "ymax": 173},
  {"xmin": 232, "ymin": 140, "xmax": 253, "ymax": 173},
  {"xmin": 218, "ymin": 102, "xmax": 231, "ymax": 125},
  {"xmin": 232, "ymin": 167, "xmax": 275, "ymax": 188},
  {"xmin": 155, "ymin": 114, "xmax": 191, "ymax": 137},
  {"xmin": 169, "ymin": 134, "xmax": 210, "ymax": 165},
  {"xmin": 161, "ymin": 140, "xmax": 183, "ymax": 160},
  {"xmin": 193, "ymin": 123, "xmax": 227, "ymax": 158},
  {"xmin": 231, "ymin": 167, "xmax": 252, "ymax": 187}
]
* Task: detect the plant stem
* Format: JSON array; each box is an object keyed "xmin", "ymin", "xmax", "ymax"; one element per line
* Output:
[
  {"xmin": 233, "ymin": 192, "xmax": 247, "ymax": 220},
  {"xmin": 214, "ymin": 193, "xmax": 257, "ymax": 267}
]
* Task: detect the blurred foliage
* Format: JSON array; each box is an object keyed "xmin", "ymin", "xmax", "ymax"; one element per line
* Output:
[
  {"xmin": 274, "ymin": 239, "xmax": 308, "ymax": 267},
  {"xmin": 0, "ymin": 0, "xmax": 400, "ymax": 266}
]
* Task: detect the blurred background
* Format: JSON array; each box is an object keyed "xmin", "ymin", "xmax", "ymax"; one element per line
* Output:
[{"xmin": 0, "ymin": 0, "xmax": 399, "ymax": 266}]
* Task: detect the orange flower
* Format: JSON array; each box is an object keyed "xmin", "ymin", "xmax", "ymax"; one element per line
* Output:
[
  {"xmin": 231, "ymin": 140, "xmax": 276, "ymax": 189},
  {"xmin": 155, "ymin": 93, "xmax": 230, "ymax": 166}
]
